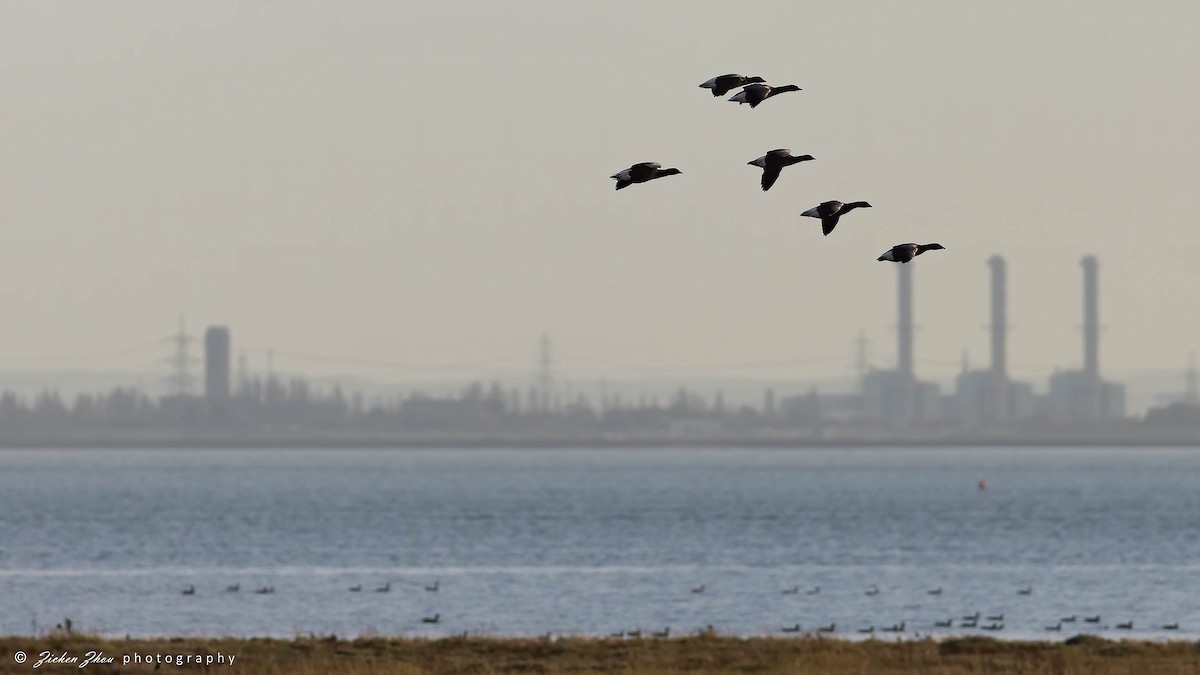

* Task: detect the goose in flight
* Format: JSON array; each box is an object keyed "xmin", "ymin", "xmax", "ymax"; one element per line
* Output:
[
  {"xmin": 611, "ymin": 162, "xmax": 682, "ymax": 191},
  {"xmin": 801, "ymin": 200, "xmax": 872, "ymax": 236},
  {"xmin": 748, "ymin": 149, "xmax": 814, "ymax": 191},
  {"xmin": 877, "ymin": 243, "xmax": 945, "ymax": 263},
  {"xmin": 699, "ymin": 74, "xmax": 766, "ymax": 96},
  {"xmin": 729, "ymin": 83, "xmax": 801, "ymax": 108}
]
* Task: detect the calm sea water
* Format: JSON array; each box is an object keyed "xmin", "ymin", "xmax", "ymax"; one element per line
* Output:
[{"xmin": 1, "ymin": 447, "xmax": 1197, "ymax": 640}]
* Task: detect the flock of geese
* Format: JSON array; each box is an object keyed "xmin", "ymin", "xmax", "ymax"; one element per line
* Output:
[
  {"xmin": 182, "ymin": 579, "xmax": 444, "ymax": 625},
  {"xmin": 610, "ymin": 72, "xmax": 945, "ymax": 265},
  {"xmin": 616, "ymin": 583, "xmax": 1185, "ymax": 639},
  {"xmin": 178, "ymin": 578, "xmax": 1184, "ymax": 638}
]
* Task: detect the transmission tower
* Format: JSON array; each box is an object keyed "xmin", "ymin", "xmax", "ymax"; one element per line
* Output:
[
  {"xmin": 537, "ymin": 333, "xmax": 554, "ymax": 411},
  {"xmin": 237, "ymin": 351, "xmax": 248, "ymax": 392},
  {"xmin": 161, "ymin": 315, "xmax": 196, "ymax": 396},
  {"xmin": 854, "ymin": 331, "xmax": 870, "ymax": 392},
  {"xmin": 1187, "ymin": 352, "xmax": 1198, "ymax": 406}
]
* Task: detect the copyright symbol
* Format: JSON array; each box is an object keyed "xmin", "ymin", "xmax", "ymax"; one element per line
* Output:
[{"xmin": 13, "ymin": 650, "xmax": 26, "ymax": 663}]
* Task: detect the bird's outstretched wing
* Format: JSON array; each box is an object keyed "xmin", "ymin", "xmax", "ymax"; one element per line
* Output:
[{"xmin": 761, "ymin": 166, "xmax": 782, "ymax": 191}]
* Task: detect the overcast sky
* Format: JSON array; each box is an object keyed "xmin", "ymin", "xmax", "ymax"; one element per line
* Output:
[{"xmin": 2, "ymin": 2, "xmax": 1197, "ymax": 389}]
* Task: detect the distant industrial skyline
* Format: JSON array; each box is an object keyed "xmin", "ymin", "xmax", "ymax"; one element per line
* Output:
[{"xmin": 3, "ymin": 2, "xmax": 1198, "ymax": 411}]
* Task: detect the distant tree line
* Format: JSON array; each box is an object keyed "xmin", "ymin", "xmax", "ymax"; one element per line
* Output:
[{"xmin": 0, "ymin": 376, "xmax": 824, "ymax": 440}]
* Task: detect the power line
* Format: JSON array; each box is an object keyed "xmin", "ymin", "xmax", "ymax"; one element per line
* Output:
[
  {"xmin": 555, "ymin": 351, "xmax": 854, "ymax": 374},
  {"xmin": 160, "ymin": 315, "xmax": 195, "ymax": 396}
]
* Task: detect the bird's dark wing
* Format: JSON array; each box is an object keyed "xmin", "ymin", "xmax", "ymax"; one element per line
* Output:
[
  {"xmin": 819, "ymin": 201, "xmax": 844, "ymax": 217},
  {"xmin": 712, "ymin": 74, "xmax": 744, "ymax": 96},
  {"xmin": 822, "ymin": 216, "xmax": 840, "ymax": 236},
  {"xmin": 742, "ymin": 84, "xmax": 768, "ymax": 107},
  {"xmin": 629, "ymin": 162, "xmax": 660, "ymax": 181},
  {"xmin": 614, "ymin": 179, "xmax": 632, "ymax": 191},
  {"xmin": 761, "ymin": 166, "xmax": 782, "ymax": 191}
]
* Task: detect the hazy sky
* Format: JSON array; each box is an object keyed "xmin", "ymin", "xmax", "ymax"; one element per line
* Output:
[{"xmin": 2, "ymin": 2, "xmax": 1198, "ymax": 389}]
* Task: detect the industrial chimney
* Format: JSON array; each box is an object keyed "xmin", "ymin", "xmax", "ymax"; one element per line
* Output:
[
  {"xmin": 988, "ymin": 256, "xmax": 1007, "ymax": 378},
  {"xmin": 898, "ymin": 264, "xmax": 914, "ymax": 379},
  {"xmin": 1081, "ymin": 256, "xmax": 1099, "ymax": 378}
]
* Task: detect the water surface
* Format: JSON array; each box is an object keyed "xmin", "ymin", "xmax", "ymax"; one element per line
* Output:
[{"xmin": 0, "ymin": 447, "xmax": 1196, "ymax": 639}]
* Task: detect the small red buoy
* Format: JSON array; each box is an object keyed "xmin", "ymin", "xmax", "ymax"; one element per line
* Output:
[{"xmin": 978, "ymin": 479, "xmax": 989, "ymax": 491}]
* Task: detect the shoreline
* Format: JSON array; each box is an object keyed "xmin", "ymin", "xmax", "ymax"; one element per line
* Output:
[
  {"xmin": 2, "ymin": 434, "xmax": 1200, "ymax": 449},
  {"xmin": 3, "ymin": 634, "xmax": 1199, "ymax": 674}
]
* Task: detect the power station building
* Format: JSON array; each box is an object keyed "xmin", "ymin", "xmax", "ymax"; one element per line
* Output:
[
  {"xmin": 1042, "ymin": 256, "xmax": 1125, "ymax": 420},
  {"xmin": 862, "ymin": 264, "xmax": 941, "ymax": 423},
  {"xmin": 950, "ymin": 256, "xmax": 1035, "ymax": 423},
  {"xmin": 859, "ymin": 254, "xmax": 1124, "ymax": 427}
]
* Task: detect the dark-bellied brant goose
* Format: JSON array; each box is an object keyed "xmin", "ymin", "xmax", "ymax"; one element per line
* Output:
[
  {"xmin": 877, "ymin": 243, "xmax": 945, "ymax": 263},
  {"xmin": 426, "ymin": 580, "xmax": 439, "ymax": 592},
  {"xmin": 801, "ymin": 200, "xmax": 872, "ymax": 236},
  {"xmin": 748, "ymin": 149, "xmax": 814, "ymax": 191},
  {"xmin": 728, "ymin": 83, "xmax": 801, "ymax": 108},
  {"xmin": 611, "ymin": 162, "xmax": 682, "ymax": 191},
  {"xmin": 423, "ymin": 613, "xmax": 440, "ymax": 624},
  {"xmin": 781, "ymin": 623, "xmax": 801, "ymax": 633},
  {"xmin": 699, "ymin": 74, "xmax": 766, "ymax": 97}
]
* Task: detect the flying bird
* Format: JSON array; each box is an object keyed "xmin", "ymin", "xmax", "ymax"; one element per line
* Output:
[
  {"xmin": 729, "ymin": 83, "xmax": 801, "ymax": 108},
  {"xmin": 748, "ymin": 149, "xmax": 814, "ymax": 191},
  {"xmin": 611, "ymin": 162, "xmax": 682, "ymax": 191},
  {"xmin": 877, "ymin": 243, "xmax": 945, "ymax": 263},
  {"xmin": 699, "ymin": 74, "xmax": 766, "ymax": 97},
  {"xmin": 800, "ymin": 200, "xmax": 872, "ymax": 236}
]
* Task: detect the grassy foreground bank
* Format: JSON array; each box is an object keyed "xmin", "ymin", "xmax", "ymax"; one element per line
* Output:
[{"xmin": 3, "ymin": 634, "xmax": 1200, "ymax": 674}]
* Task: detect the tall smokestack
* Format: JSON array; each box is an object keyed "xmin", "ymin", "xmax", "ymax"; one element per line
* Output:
[
  {"xmin": 1081, "ymin": 255, "xmax": 1099, "ymax": 378},
  {"xmin": 988, "ymin": 255, "xmax": 1007, "ymax": 378},
  {"xmin": 898, "ymin": 263, "xmax": 914, "ymax": 378}
]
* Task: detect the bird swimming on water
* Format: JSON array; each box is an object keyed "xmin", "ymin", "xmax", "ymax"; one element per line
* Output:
[
  {"xmin": 748, "ymin": 149, "xmax": 814, "ymax": 191},
  {"xmin": 699, "ymin": 74, "xmax": 766, "ymax": 97},
  {"xmin": 611, "ymin": 162, "xmax": 682, "ymax": 191},
  {"xmin": 801, "ymin": 200, "xmax": 872, "ymax": 236},
  {"xmin": 728, "ymin": 83, "xmax": 802, "ymax": 108},
  {"xmin": 877, "ymin": 243, "xmax": 945, "ymax": 263}
]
